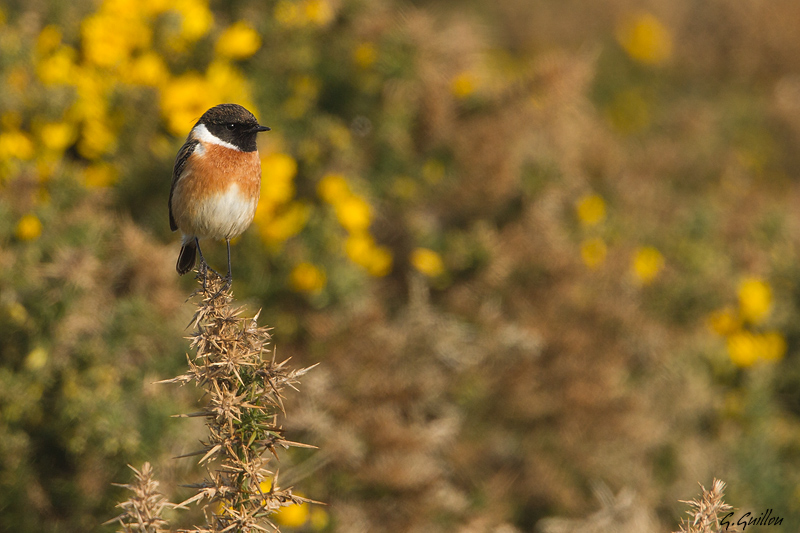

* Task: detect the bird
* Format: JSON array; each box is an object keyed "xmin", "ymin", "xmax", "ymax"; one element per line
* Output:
[{"xmin": 168, "ymin": 103, "xmax": 270, "ymax": 287}]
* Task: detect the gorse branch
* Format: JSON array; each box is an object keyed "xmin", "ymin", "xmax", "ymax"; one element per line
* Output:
[
  {"xmin": 113, "ymin": 271, "xmax": 315, "ymax": 532},
  {"xmin": 106, "ymin": 463, "xmax": 171, "ymax": 533},
  {"xmin": 674, "ymin": 479, "xmax": 737, "ymax": 533}
]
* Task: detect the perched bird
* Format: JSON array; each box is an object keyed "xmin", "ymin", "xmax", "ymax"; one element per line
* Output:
[{"xmin": 168, "ymin": 103, "xmax": 270, "ymax": 285}]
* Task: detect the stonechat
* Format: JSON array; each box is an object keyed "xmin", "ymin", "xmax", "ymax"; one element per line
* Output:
[{"xmin": 168, "ymin": 103, "xmax": 270, "ymax": 284}]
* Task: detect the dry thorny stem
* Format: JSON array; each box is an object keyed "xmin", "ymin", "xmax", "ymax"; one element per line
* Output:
[
  {"xmin": 110, "ymin": 270, "xmax": 317, "ymax": 532},
  {"xmin": 674, "ymin": 479, "xmax": 738, "ymax": 533}
]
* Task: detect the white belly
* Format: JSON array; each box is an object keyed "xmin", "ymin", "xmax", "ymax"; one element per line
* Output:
[{"xmin": 187, "ymin": 184, "xmax": 257, "ymax": 241}]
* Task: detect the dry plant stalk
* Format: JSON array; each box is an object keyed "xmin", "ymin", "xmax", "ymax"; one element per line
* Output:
[
  {"xmin": 674, "ymin": 479, "xmax": 737, "ymax": 533},
  {"xmin": 112, "ymin": 271, "xmax": 316, "ymax": 532},
  {"xmin": 107, "ymin": 463, "xmax": 171, "ymax": 533}
]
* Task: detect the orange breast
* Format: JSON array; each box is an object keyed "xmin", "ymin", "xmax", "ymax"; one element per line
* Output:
[{"xmin": 171, "ymin": 143, "xmax": 261, "ymax": 240}]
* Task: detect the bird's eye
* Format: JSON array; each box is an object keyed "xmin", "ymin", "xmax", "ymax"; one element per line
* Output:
[{"xmin": 226, "ymin": 123, "xmax": 236, "ymax": 131}]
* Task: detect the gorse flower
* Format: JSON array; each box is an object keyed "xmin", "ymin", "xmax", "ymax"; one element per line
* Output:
[
  {"xmin": 451, "ymin": 71, "xmax": 477, "ymax": 99},
  {"xmin": 411, "ymin": 248, "xmax": 445, "ymax": 278},
  {"xmin": 15, "ymin": 214, "xmax": 42, "ymax": 241},
  {"xmin": 632, "ymin": 246, "xmax": 664, "ymax": 285},
  {"xmin": 317, "ymin": 173, "xmax": 351, "ymax": 204},
  {"xmin": 215, "ymin": 22, "xmax": 262, "ymax": 60},
  {"xmin": 737, "ymin": 277, "xmax": 772, "ymax": 324},
  {"xmin": 616, "ymin": 12, "xmax": 673, "ymax": 65},
  {"xmin": 708, "ymin": 277, "xmax": 785, "ymax": 368},
  {"xmin": 726, "ymin": 331, "xmax": 787, "ymax": 368},
  {"xmin": 335, "ymin": 195, "xmax": 372, "ymax": 233},
  {"xmin": 290, "ymin": 262, "xmax": 327, "ymax": 294},
  {"xmin": 576, "ymin": 194, "xmax": 606, "ymax": 227}
]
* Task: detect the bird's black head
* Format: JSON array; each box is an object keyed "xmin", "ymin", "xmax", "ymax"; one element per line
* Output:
[{"xmin": 197, "ymin": 103, "xmax": 270, "ymax": 152}]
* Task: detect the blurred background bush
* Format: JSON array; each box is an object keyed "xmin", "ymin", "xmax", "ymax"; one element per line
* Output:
[{"xmin": 3, "ymin": 0, "xmax": 800, "ymax": 531}]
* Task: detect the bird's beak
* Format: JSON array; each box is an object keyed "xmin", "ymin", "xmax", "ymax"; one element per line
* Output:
[{"xmin": 252, "ymin": 125, "xmax": 271, "ymax": 133}]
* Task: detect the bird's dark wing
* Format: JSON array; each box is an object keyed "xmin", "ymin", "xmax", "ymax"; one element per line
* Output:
[{"xmin": 169, "ymin": 139, "xmax": 200, "ymax": 232}]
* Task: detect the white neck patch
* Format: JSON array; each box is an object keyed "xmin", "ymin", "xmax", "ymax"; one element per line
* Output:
[{"xmin": 191, "ymin": 123, "xmax": 240, "ymax": 151}]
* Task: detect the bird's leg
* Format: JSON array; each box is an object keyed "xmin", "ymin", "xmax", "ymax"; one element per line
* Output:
[
  {"xmin": 195, "ymin": 237, "xmax": 208, "ymax": 291},
  {"xmin": 209, "ymin": 239, "xmax": 233, "ymax": 298},
  {"xmin": 195, "ymin": 238, "xmax": 224, "ymax": 291},
  {"xmin": 223, "ymin": 238, "xmax": 233, "ymax": 289}
]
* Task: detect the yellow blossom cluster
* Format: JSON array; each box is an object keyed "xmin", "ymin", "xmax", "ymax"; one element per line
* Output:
[
  {"xmin": 576, "ymin": 193, "xmax": 607, "ymax": 269},
  {"xmin": 3, "ymin": 0, "xmax": 262, "ymax": 193},
  {"xmin": 253, "ymin": 153, "xmax": 310, "ymax": 248},
  {"xmin": 289, "ymin": 262, "xmax": 327, "ymax": 294},
  {"xmin": 274, "ymin": 0, "xmax": 335, "ymax": 28},
  {"xmin": 631, "ymin": 246, "xmax": 664, "ymax": 285},
  {"xmin": 411, "ymin": 248, "xmax": 445, "ymax": 278},
  {"xmin": 317, "ymin": 173, "xmax": 392, "ymax": 277},
  {"xmin": 451, "ymin": 71, "xmax": 478, "ymax": 99},
  {"xmin": 708, "ymin": 278, "xmax": 787, "ymax": 367},
  {"xmin": 615, "ymin": 11, "xmax": 673, "ymax": 66},
  {"xmin": 14, "ymin": 213, "xmax": 43, "ymax": 241}
]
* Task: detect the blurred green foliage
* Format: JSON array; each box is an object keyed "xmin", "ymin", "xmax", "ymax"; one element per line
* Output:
[{"xmin": 4, "ymin": 0, "xmax": 800, "ymax": 531}]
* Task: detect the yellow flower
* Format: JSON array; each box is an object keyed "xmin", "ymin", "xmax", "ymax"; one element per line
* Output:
[
  {"xmin": 366, "ymin": 245, "xmax": 393, "ymax": 277},
  {"xmin": 206, "ymin": 60, "xmax": 254, "ymax": 109},
  {"xmin": 354, "ymin": 42, "xmax": 377, "ymax": 69},
  {"xmin": 160, "ymin": 72, "xmax": 217, "ymax": 135},
  {"xmin": 83, "ymin": 163, "xmax": 118, "ymax": 188},
  {"xmin": 304, "ymin": 0, "xmax": 334, "ymax": 26},
  {"xmin": 632, "ymin": 246, "xmax": 664, "ymax": 285},
  {"xmin": 317, "ymin": 173, "xmax": 351, "ymax": 204},
  {"xmin": 727, "ymin": 331, "xmax": 759, "ymax": 368},
  {"xmin": 616, "ymin": 12, "xmax": 673, "ymax": 65},
  {"xmin": 738, "ymin": 277, "xmax": 772, "ymax": 325},
  {"xmin": 290, "ymin": 262, "xmax": 327, "ymax": 294},
  {"xmin": 275, "ymin": 500, "xmax": 308, "ymax": 528},
  {"xmin": 335, "ymin": 195, "xmax": 372, "ymax": 233},
  {"xmin": 345, "ymin": 232, "xmax": 374, "ymax": 265},
  {"xmin": 760, "ymin": 331, "xmax": 787, "ymax": 362},
  {"xmin": 126, "ymin": 52, "xmax": 169, "ymax": 86},
  {"xmin": 258, "ymin": 202, "xmax": 309, "ymax": 246},
  {"xmin": 35, "ymin": 46, "xmax": 77, "ymax": 85},
  {"xmin": 36, "ymin": 25, "xmax": 62, "ymax": 56},
  {"xmin": 451, "ymin": 71, "xmax": 476, "ymax": 99},
  {"xmin": 575, "ymin": 194, "xmax": 606, "ymax": 227},
  {"xmin": 725, "ymin": 331, "xmax": 786, "ymax": 367},
  {"xmin": 0, "ymin": 130, "xmax": 35, "ymax": 161},
  {"xmin": 15, "ymin": 214, "xmax": 42, "ymax": 241},
  {"xmin": 344, "ymin": 232, "xmax": 393, "ymax": 276},
  {"xmin": 256, "ymin": 153, "xmax": 298, "ymax": 217},
  {"xmin": 263, "ymin": 153, "xmax": 298, "ymax": 186},
  {"xmin": 215, "ymin": 21, "xmax": 261, "ymax": 60},
  {"xmin": 410, "ymin": 248, "xmax": 445, "ymax": 278},
  {"xmin": 140, "ymin": 0, "xmax": 171, "ymax": 16},
  {"xmin": 707, "ymin": 307, "xmax": 741, "ymax": 337},
  {"xmin": 580, "ymin": 238, "xmax": 607, "ymax": 269},
  {"xmin": 171, "ymin": 0, "xmax": 214, "ymax": 43},
  {"xmin": 81, "ymin": 11, "xmax": 151, "ymax": 68},
  {"xmin": 78, "ymin": 118, "xmax": 117, "ymax": 159},
  {"xmin": 40, "ymin": 121, "xmax": 76, "ymax": 152}
]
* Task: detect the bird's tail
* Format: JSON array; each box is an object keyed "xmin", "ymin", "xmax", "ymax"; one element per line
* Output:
[{"xmin": 176, "ymin": 238, "xmax": 197, "ymax": 275}]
